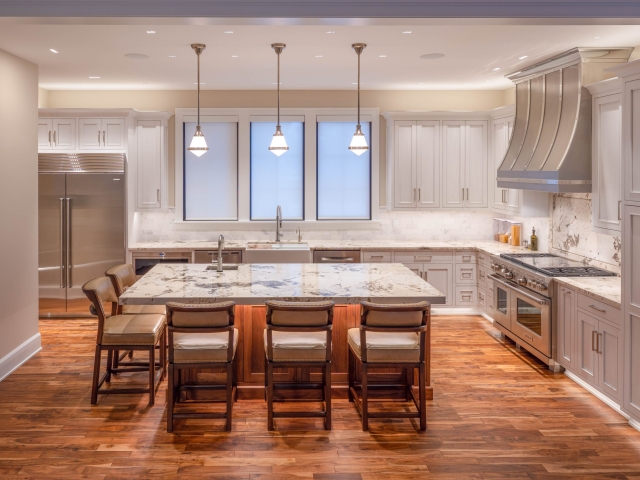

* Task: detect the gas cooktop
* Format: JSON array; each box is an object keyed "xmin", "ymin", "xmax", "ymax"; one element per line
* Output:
[{"xmin": 500, "ymin": 253, "xmax": 617, "ymax": 277}]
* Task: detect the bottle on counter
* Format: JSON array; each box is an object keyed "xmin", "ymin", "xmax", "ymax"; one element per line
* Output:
[{"xmin": 530, "ymin": 227, "xmax": 538, "ymax": 252}]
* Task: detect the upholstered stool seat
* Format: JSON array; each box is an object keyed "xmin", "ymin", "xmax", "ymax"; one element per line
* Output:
[
  {"xmin": 264, "ymin": 330, "xmax": 327, "ymax": 362},
  {"xmin": 347, "ymin": 329, "xmax": 420, "ymax": 363},
  {"xmin": 122, "ymin": 304, "xmax": 167, "ymax": 315},
  {"xmin": 101, "ymin": 314, "xmax": 166, "ymax": 346},
  {"xmin": 174, "ymin": 329, "xmax": 239, "ymax": 363}
]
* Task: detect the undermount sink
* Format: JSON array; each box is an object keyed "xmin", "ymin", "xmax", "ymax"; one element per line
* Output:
[{"xmin": 244, "ymin": 242, "xmax": 312, "ymax": 263}]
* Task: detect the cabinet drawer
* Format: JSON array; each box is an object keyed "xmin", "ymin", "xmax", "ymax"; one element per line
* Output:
[
  {"xmin": 363, "ymin": 251, "xmax": 391, "ymax": 263},
  {"xmin": 455, "ymin": 251, "xmax": 477, "ymax": 264},
  {"xmin": 478, "ymin": 287, "xmax": 488, "ymax": 311},
  {"xmin": 476, "ymin": 250, "xmax": 491, "ymax": 267},
  {"xmin": 486, "ymin": 280, "xmax": 494, "ymax": 297},
  {"xmin": 577, "ymin": 293, "xmax": 621, "ymax": 327},
  {"xmin": 456, "ymin": 285, "xmax": 478, "ymax": 306},
  {"xmin": 393, "ymin": 251, "xmax": 453, "ymax": 263},
  {"xmin": 477, "ymin": 265, "xmax": 488, "ymax": 287},
  {"xmin": 455, "ymin": 264, "xmax": 477, "ymax": 284},
  {"xmin": 485, "ymin": 291, "xmax": 495, "ymax": 318}
]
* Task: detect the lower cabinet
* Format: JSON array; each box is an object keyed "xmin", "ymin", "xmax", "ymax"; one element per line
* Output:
[
  {"xmin": 423, "ymin": 264, "xmax": 454, "ymax": 307},
  {"xmin": 556, "ymin": 285, "xmax": 576, "ymax": 371}
]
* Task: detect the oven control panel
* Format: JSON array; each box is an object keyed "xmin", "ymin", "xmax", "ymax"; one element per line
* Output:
[{"xmin": 490, "ymin": 262, "xmax": 548, "ymax": 292}]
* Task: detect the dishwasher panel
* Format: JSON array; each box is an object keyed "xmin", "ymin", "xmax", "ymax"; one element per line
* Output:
[
  {"xmin": 313, "ymin": 250, "xmax": 361, "ymax": 263},
  {"xmin": 194, "ymin": 250, "xmax": 243, "ymax": 264}
]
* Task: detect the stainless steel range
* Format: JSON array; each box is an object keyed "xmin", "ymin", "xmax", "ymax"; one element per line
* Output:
[{"xmin": 489, "ymin": 253, "xmax": 616, "ymax": 372}]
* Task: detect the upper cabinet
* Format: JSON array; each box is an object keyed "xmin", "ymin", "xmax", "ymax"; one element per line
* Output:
[
  {"xmin": 38, "ymin": 118, "xmax": 77, "ymax": 150},
  {"xmin": 490, "ymin": 114, "xmax": 520, "ymax": 212},
  {"xmin": 78, "ymin": 118, "xmax": 126, "ymax": 150}
]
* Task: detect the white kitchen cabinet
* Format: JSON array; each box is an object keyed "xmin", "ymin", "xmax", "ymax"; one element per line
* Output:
[
  {"xmin": 556, "ymin": 284, "xmax": 576, "ymax": 371},
  {"xmin": 393, "ymin": 120, "xmax": 440, "ymax": 209},
  {"xmin": 624, "ymin": 79, "xmax": 640, "ymax": 203},
  {"xmin": 38, "ymin": 119, "xmax": 53, "ymax": 149},
  {"xmin": 136, "ymin": 120, "xmax": 163, "ymax": 209},
  {"xmin": 78, "ymin": 118, "xmax": 125, "ymax": 150},
  {"xmin": 623, "ymin": 204, "xmax": 640, "ymax": 419},
  {"xmin": 38, "ymin": 118, "xmax": 76, "ymax": 150},
  {"xmin": 490, "ymin": 114, "xmax": 521, "ymax": 212}
]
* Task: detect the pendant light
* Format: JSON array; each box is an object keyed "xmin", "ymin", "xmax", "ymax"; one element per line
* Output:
[
  {"xmin": 187, "ymin": 43, "xmax": 208, "ymax": 157},
  {"xmin": 349, "ymin": 43, "xmax": 369, "ymax": 156},
  {"xmin": 269, "ymin": 43, "xmax": 289, "ymax": 156}
]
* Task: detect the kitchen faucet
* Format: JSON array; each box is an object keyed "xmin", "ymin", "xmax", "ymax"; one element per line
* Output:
[
  {"xmin": 275, "ymin": 205, "xmax": 283, "ymax": 243},
  {"xmin": 217, "ymin": 234, "xmax": 224, "ymax": 272}
]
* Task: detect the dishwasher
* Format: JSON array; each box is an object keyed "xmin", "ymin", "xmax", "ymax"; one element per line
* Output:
[
  {"xmin": 131, "ymin": 251, "xmax": 192, "ymax": 276},
  {"xmin": 313, "ymin": 250, "xmax": 361, "ymax": 263},
  {"xmin": 194, "ymin": 250, "xmax": 243, "ymax": 264}
]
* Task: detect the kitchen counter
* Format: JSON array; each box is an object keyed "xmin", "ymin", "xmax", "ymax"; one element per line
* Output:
[
  {"xmin": 554, "ymin": 276, "xmax": 622, "ymax": 309},
  {"xmin": 120, "ymin": 262, "xmax": 446, "ymax": 306}
]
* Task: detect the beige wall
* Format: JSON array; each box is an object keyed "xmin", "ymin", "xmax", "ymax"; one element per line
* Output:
[
  {"xmin": 0, "ymin": 49, "xmax": 40, "ymax": 372},
  {"xmin": 46, "ymin": 88, "xmax": 513, "ymax": 206}
]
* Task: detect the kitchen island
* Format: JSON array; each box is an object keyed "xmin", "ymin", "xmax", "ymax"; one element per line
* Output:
[{"xmin": 120, "ymin": 263, "xmax": 445, "ymax": 399}]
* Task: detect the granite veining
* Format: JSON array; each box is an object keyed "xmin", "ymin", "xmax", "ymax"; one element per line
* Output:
[
  {"xmin": 554, "ymin": 276, "xmax": 621, "ymax": 309},
  {"xmin": 120, "ymin": 263, "xmax": 447, "ymax": 306}
]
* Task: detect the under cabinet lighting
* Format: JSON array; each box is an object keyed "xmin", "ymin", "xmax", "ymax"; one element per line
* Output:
[{"xmin": 49, "ymin": 49, "xmax": 59, "ymax": 53}]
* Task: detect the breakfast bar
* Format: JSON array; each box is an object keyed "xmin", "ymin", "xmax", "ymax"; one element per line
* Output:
[{"xmin": 120, "ymin": 262, "xmax": 446, "ymax": 399}]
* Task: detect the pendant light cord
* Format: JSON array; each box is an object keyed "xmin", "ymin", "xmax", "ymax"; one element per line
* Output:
[
  {"xmin": 357, "ymin": 49, "xmax": 361, "ymax": 127},
  {"xmin": 277, "ymin": 50, "xmax": 281, "ymax": 128},
  {"xmin": 197, "ymin": 50, "xmax": 201, "ymax": 127}
]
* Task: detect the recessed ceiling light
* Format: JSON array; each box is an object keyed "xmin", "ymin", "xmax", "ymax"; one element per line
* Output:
[
  {"xmin": 519, "ymin": 55, "xmax": 528, "ymax": 60},
  {"xmin": 315, "ymin": 55, "xmax": 323, "ymax": 58},
  {"xmin": 169, "ymin": 55, "xmax": 176, "ymax": 58},
  {"xmin": 125, "ymin": 53, "xmax": 149, "ymax": 60},
  {"xmin": 231, "ymin": 55, "xmax": 239, "ymax": 58},
  {"xmin": 49, "ymin": 48, "xmax": 59, "ymax": 53},
  {"xmin": 224, "ymin": 31, "xmax": 233, "ymax": 34},
  {"xmin": 492, "ymin": 67, "xmax": 501, "ymax": 71},
  {"xmin": 326, "ymin": 31, "xmax": 335, "ymax": 34},
  {"xmin": 271, "ymin": 82, "xmax": 281, "ymax": 85},
  {"xmin": 420, "ymin": 53, "xmax": 445, "ymax": 60},
  {"xmin": 89, "ymin": 76, "xmax": 101, "ymax": 79},
  {"xmin": 194, "ymin": 82, "xmax": 205, "ymax": 85},
  {"xmin": 403, "ymin": 31, "xmax": 412, "ymax": 34},
  {"xmin": 595, "ymin": 36, "xmax": 601, "ymax": 39},
  {"xmin": 379, "ymin": 55, "xmax": 387, "ymax": 58},
  {"xmin": 146, "ymin": 30, "xmax": 155, "ymax": 34}
]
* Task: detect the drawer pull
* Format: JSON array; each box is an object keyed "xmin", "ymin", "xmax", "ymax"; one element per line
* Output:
[
  {"xmin": 592, "ymin": 330, "xmax": 597, "ymax": 352},
  {"xmin": 414, "ymin": 256, "xmax": 432, "ymax": 262},
  {"xmin": 370, "ymin": 255, "xmax": 384, "ymax": 259},
  {"xmin": 589, "ymin": 304, "xmax": 606, "ymax": 313}
]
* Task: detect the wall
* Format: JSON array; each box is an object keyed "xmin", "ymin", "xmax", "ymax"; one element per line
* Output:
[
  {"xmin": 45, "ymin": 88, "xmax": 510, "ymax": 207},
  {"xmin": 0, "ymin": 49, "xmax": 41, "ymax": 379}
]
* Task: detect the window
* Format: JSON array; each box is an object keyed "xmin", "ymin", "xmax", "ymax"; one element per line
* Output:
[
  {"xmin": 317, "ymin": 121, "xmax": 371, "ymax": 219},
  {"xmin": 250, "ymin": 121, "xmax": 304, "ymax": 220},
  {"xmin": 183, "ymin": 121, "xmax": 238, "ymax": 220}
]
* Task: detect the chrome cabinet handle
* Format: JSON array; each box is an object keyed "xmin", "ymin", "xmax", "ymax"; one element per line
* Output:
[
  {"xmin": 598, "ymin": 333, "xmax": 602, "ymax": 354},
  {"xmin": 462, "ymin": 187, "xmax": 465, "ymax": 201},
  {"xmin": 49, "ymin": 130, "xmax": 52, "ymax": 146},
  {"xmin": 103, "ymin": 131, "xmax": 106, "ymax": 144},
  {"xmin": 413, "ymin": 188, "xmax": 416, "ymax": 202},
  {"xmin": 157, "ymin": 188, "xmax": 160, "ymax": 203},
  {"xmin": 618, "ymin": 201, "xmax": 622, "ymax": 221},
  {"xmin": 60, "ymin": 198, "xmax": 65, "ymax": 288},
  {"xmin": 589, "ymin": 304, "xmax": 606, "ymax": 313},
  {"xmin": 592, "ymin": 330, "xmax": 597, "ymax": 352},
  {"xmin": 98, "ymin": 131, "xmax": 101, "ymax": 145},
  {"xmin": 53, "ymin": 131, "xmax": 57, "ymax": 145},
  {"xmin": 66, "ymin": 198, "xmax": 72, "ymax": 288},
  {"xmin": 320, "ymin": 257, "xmax": 354, "ymax": 262},
  {"xmin": 466, "ymin": 188, "xmax": 469, "ymax": 202},
  {"xmin": 418, "ymin": 188, "xmax": 421, "ymax": 202}
]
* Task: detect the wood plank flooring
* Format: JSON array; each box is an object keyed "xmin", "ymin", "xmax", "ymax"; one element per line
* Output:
[{"xmin": 0, "ymin": 316, "xmax": 639, "ymax": 479}]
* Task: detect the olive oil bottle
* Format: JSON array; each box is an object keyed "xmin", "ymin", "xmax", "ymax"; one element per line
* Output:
[{"xmin": 530, "ymin": 227, "xmax": 538, "ymax": 252}]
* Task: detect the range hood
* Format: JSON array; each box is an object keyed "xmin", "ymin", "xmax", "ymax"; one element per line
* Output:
[{"xmin": 497, "ymin": 48, "xmax": 632, "ymax": 193}]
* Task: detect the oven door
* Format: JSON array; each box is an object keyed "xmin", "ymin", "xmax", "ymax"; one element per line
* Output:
[
  {"xmin": 509, "ymin": 285, "xmax": 551, "ymax": 357},
  {"xmin": 490, "ymin": 274, "xmax": 512, "ymax": 330}
]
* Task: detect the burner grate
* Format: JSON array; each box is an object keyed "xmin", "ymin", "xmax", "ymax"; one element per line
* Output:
[{"xmin": 541, "ymin": 267, "xmax": 617, "ymax": 277}]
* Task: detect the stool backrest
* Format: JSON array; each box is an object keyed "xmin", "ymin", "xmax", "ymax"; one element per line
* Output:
[
  {"xmin": 105, "ymin": 264, "xmax": 137, "ymax": 297},
  {"xmin": 266, "ymin": 300, "xmax": 335, "ymax": 327},
  {"xmin": 82, "ymin": 276, "xmax": 119, "ymax": 342},
  {"xmin": 166, "ymin": 302, "xmax": 235, "ymax": 328},
  {"xmin": 361, "ymin": 301, "xmax": 430, "ymax": 328}
]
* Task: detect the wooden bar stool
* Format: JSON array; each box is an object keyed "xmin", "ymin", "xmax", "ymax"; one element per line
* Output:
[
  {"xmin": 348, "ymin": 301, "xmax": 430, "ymax": 431},
  {"xmin": 264, "ymin": 300, "xmax": 335, "ymax": 431},
  {"xmin": 105, "ymin": 264, "xmax": 167, "ymax": 370},
  {"xmin": 82, "ymin": 277, "xmax": 167, "ymax": 406},
  {"xmin": 166, "ymin": 302, "xmax": 238, "ymax": 433}
]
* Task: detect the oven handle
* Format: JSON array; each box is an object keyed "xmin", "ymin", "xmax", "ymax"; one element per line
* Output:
[{"xmin": 489, "ymin": 274, "xmax": 550, "ymax": 306}]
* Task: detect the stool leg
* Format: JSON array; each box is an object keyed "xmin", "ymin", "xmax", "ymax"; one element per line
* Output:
[
  {"xmin": 167, "ymin": 364, "xmax": 174, "ymax": 433},
  {"xmin": 405, "ymin": 367, "xmax": 413, "ymax": 401},
  {"xmin": 113, "ymin": 349, "xmax": 119, "ymax": 372},
  {"xmin": 361, "ymin": 363, "xmax": 368, "ymax": 431},
  {"xmin": 233, "ymin": 356, "xmax": 238, "ymax": 402},
  {"xmin": 325, "ymin": 361, "xmax": 332, "ymax": 430},
  {"xmin": 348, "ymin": 348, "xmax": 355, "ymax": 403},
  {"xmin": 90, "ymin": 345, "xmax": 102, "ymax": 405},
  {"xmin": 148, "ymin": 346, "xmax": 155, "ymax": 407},
  {"xmin": 267, "ymin": 363, "xmax": 274, "ymax": 431},
  {"xmin": 105, "ymin": 350, "xmax": 113, "ymax": 383},
  {"xmin": 419, "ymin": 362, "xmax": 426, "ymax": 431},
  {"xmin": 225, "ymin": 362, "xmax": 233, "ymax": 432}
]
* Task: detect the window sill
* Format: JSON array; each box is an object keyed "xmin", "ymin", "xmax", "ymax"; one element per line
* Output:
[{"xmin": 171, "ymin": 220, "xmax": 381, "ymax": 231}]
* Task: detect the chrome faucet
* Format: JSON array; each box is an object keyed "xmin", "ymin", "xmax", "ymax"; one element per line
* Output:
[
  {"xmin": 275, "ymin": 205, "xmax": 283, "ymax": 243},
  {"xmin": 217, "ymin": 234, "xmax": 224, "ymax": 272}
]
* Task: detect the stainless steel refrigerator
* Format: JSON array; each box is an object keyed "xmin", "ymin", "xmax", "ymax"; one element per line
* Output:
[{"xmin": 38, "ymin": 153, "xmax": 126, "ymax": 317}]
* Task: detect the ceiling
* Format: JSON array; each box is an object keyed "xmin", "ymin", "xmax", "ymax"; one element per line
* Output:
[{"xmin": 1, "ymin": 22, "xmax": 640, "ymax": 91}]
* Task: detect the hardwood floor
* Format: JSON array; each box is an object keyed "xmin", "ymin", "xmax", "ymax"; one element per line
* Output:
[{"xmin": 1, "ymin": 316, "xmax": 639, "ymax": 479}]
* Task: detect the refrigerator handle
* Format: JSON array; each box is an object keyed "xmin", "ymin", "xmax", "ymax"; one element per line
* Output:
[
  {"xmin": 66, "ymin": 198, "xmax": 72, "ymax": 288},
  {"xmin": 60, "ymin": 198, "xmax": 65, "ymax": 288}
]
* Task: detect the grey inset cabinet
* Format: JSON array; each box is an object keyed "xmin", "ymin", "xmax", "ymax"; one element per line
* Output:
[{"xmin": 556, "ymin": 285, "xmax": 576, "ymax": 371}]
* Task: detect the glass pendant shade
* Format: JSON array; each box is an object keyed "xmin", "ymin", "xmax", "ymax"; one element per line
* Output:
[
  {"xmin": 269, "ymin": 125, "xmax": 289, "ymax": 156},
  {"xmin": 188, "ymin": 125, "xmax": 208, "ymax": 157},
  {"xmin": 348, "ymin": 124, "xmax": 369, "ymax": 156}
]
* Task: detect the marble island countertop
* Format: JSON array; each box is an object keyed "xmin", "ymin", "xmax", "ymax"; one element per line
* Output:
[
  {"xmin": 554, "ymin": 276, "xmax": 622, "ymax": 309},
  {"xmin": 120, "ymin": 263, "xmax": 446, "ymax": 306}
]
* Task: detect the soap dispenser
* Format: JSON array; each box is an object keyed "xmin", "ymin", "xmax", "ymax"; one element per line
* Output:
[{"xmin": 530, "ymin": 227, "xmax": 538, "ymax": 252}]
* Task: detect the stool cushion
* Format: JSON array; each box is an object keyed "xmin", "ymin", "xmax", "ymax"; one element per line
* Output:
[
  {"xmin": 347, "ymin": 328, "xmax": 420, "ymax": 363},
  {"xmin": 173, "ymin": 329, "xmax": 239, "ymax": 363},
  {"xmin": 101, "ymin": 314, "xmax": 166, "ymax": 346},
  {"xmin": 122, "ymin": 304, "xmax": 166, "ymax": 315},
  {"xmin": 264, "ymin": 330, "xmax": 328, "ymax": 362}
]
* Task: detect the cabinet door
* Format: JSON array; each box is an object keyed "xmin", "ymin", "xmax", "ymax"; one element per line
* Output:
[
  {"xmin": 402, "ymin": 262, "xmax": 423, "ymax": 278},
  {"xmin": 102, "ymin": 118, "xmax": 126, "ymax": 150},
  {"xmin": 52, "ymin": 118, "xmax": 76, "ymax": 150},
  {"xmin": 136, "ymin": 120, "xmax": 162, "ymax": 209},
  {"xmin": 442, "ymin": 121, "xmax": 465, "ymax": 208},
  {"xmin": 624, "ymin": 79, "xmax": 640, "ymax": 203},
  {"xmin": 491, "ymin": 118, "xmax": 508, "ymax": 210},
  {"xmin": 505, "ymin": 188, "xmax": 521, "ymax": 213},
  {"xmin": 465, "ymin": 120, "xmax": 488, "ymax": 208},
  {"xmin": 423, "ymin": 264, "xmax": 453, "ymax": 306},
  {"xmin": 78, "ymin": 118, "xmax": 102, "ymax": 149},
  {"xmin": 38, "ymin": 119, "xmax": 53, "ymax": 150},
  {"xmin": 556, "ymin": 285, "xmax": 576, "ymax": 371},
  {"xmin": 416, "ymin": 121, "xmax": 440, "ymax": 208},
  {"xmin": 577, "ymin": 310, "xmax": 599, "ymax": 384},
  {"xmin": 598, "ymin": 321, "xmax": 623, "ymax": 402},
  {"xmin": 593, "ymin": 93, "xmax": 622, "ymax": 234},
  {"xmin": 623, "ymin": 205, "xmax": 640, "ymax": 418},
  {"xmin": 394, "ymin": 121, "xmax": 416, "ymax": 208}
]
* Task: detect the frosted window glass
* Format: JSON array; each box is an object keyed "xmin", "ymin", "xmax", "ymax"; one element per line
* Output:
[
  {"xmin": 184, "ymin": 122, "xmax": 238, "ymax": 220},
  {"xmin": 250, "ymin": 122, "xmax": 304, "ymax": 220},
  {"xmin": 317, "ymin": 122, "xmax": 371, "ymax": 220}
]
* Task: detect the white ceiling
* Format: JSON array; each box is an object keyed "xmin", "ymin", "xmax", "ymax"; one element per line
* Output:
[{"xmin": 1, "ymin": 22, "xmax": 640, "ymax": 90}]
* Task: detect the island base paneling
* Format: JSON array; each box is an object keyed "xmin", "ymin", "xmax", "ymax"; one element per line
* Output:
[{"xmin": 180, "ymin": 304, "xmax": 433, "ymax": 401}]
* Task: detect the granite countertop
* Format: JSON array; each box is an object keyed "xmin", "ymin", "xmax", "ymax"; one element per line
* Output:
[
  {"xmin": 119, "ymin": 263, "xmax": 446, "ymax": 306},
  {"xmin": 554, "ymin": 276, "xmax": 622, "ymax": 309}
]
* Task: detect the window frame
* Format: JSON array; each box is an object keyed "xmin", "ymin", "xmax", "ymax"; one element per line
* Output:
[{"xmin": 174, "ymin": 107, "xmax": 379, "ymax": 229}]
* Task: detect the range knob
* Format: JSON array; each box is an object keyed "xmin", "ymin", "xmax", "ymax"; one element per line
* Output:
[
  {"xmin": 501, "ymin": 267, "xmax": 509, "ymax": 274},
  {"xmin": 505, "ymin": 271, "xmax": 514, "ymax": 279},
  {"xmin": 538, "ymin": 283, "xmax": 548, "ymax": 291},
  {"xmin": 517, "ymin": 277, "xmax": 527, "ymax": 286}
]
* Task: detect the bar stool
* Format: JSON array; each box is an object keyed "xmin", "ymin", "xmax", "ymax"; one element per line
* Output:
[
  {"xmin": 348, "ymin": 301, "xmax": 430, "ymax": 431},
  {"xmin": 166, "ymin": 302, "xmax": 238, "ymax": 432},
  {"xmin": 264, "ymin": 300, "xmax": 335, "ymax": 431},
  {"xmin": 82, "ymin": 277, "xmax": 167, "ymax": 406},
  {"xmin": 105, "ymin": 264, "xmax": 167, "ymax": 369}
]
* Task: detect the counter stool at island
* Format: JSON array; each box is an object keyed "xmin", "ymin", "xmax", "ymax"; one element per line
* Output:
[
  {"xmin": 264, "ymin": 300, "xmax": 335, "ymax": 431},
  {"xmin": 348, "ymin": 301, "xmax": 430, "ymax": 431},
  {"xmin": 82, "ymin": 277, "xmax": 167, "ymax": 406},
  {"xmin": 166, "ymin": 302, "xmax": 238, "ymax": 433}
]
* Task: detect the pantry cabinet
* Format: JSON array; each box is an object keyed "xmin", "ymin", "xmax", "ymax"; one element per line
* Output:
[
  {"xmin": 136, "ymin": 120, "xmax": 163, "ymax": 209},
  {"xmin": 624, "ymin": 79, "xmax": 640, "ymax": 203},
  {"xmin": 623, "ymin": 204, "xmax": 640, "ymax": 419}
]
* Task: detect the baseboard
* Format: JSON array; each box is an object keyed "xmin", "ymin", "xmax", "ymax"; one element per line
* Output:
[
  {"xmin": 564, "ymin": 370, "xmax": 629, "ymax": 420},
  {"xmin": 0, "ymin": 333, "xmax": 41, "ymax": 382},
  {"xmin": 432, "ymin": 307, "xmax": 482, "ymax": 316},
  {"xmin": 629, "ymin": 417, "xmax": 640, "ymax": 433}
]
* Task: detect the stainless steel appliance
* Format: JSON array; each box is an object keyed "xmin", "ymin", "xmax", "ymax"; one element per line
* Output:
[
  {"xmin": 194, "ymin": 250, "xmax": 242, "ymax": 264},
  {"xmin": 313, "ymin": 250, "xmax": 361, "ymax": 263},
  {"xmin": 131, "ymin": 251, "xmax": 192, "ymax": 276},
  {"xmin": 489, "ymin": 252, "xmax": 616, "ymax": 372},
  {"xmin": 38, "ymin": 153, "xmax": 126, "ymax": 317}
]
